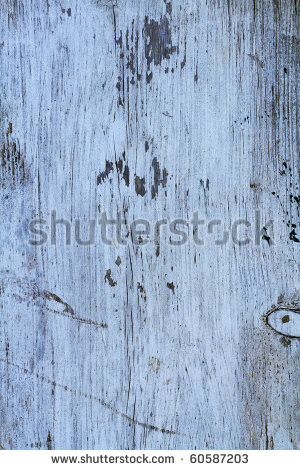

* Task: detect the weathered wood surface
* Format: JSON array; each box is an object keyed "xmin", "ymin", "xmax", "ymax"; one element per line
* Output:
[{"xmin": 0, "ymin": 0, "xmax": 299, "ymax": 450}]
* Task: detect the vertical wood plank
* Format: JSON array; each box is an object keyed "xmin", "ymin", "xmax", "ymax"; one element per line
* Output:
[{"xmin": 0, "ymin": 0, "xmax": 299, "ymax": 449}]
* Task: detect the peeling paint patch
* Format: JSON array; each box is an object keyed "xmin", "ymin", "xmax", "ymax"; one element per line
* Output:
[
  {"xmin": 137, "ymin": 282, "xmax": 146, "ymax": 301},
  {"xmin": 144, "ymin": 15, "xmax": 177, "ymax": 81},
  {"xmin": 164, "ymin": 1, "xmax": 172, "ymax": 16},
  {"xmin": 289, "ymin": 229, "xmax": 299, "ymax": 242},
  {"xmin": 122, "ymin": 164, "xmax": 130, "ymax": 186},
  {"xmin": 115, "ymin": 22, "xmax": 142, "ymax": 99},
  {"xmin": 262, "ymin": 226, "xmax": 272, "ymax": 245},
  {"xmin": 135, "ymin": 175, "xmax": 146, "ymax": 196},
  {"xmin": 1, "ymin": 123, "xmax": 27, "ymax": 187},
  {"xmin": 97, "ymin": 161, "xmax": 113, "ymax": 185},
  {"xmin": 167, "ymin": 282, "xmax": 175, "ymax": 293},
  {"xmin": 151, "ymin": 157, "xmax": 168, "ymax": 199},
  {"xmin": 46, "ymin": 431, "xmax": 52, "ymax": 450},
  {"xmin": 105, "ymin": 269, "xmax": 117, "ymax": 287}
]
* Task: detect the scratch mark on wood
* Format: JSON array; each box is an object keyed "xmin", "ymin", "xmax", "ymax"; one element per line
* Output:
[
  {"xmin": 0, "ymin": 358, "xmax": 180, "ymax": 436},
  {"xmin": 1, "ymin": 276, "xmax": 108, "ymax": 328}
]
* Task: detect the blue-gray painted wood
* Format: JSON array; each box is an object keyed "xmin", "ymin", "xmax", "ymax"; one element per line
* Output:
[{"xmin": 0, "ymin": 0, "xmax": 299, "ymax": 450}]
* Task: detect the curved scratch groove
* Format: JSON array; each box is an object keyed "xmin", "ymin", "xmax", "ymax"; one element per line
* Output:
[
  {"xmin": 1, "ymin": 275, "xmax": 108, "ymax": 329},
  {"xmin": 264, "ymin": 305, "xmax": 300, "ymax": 339},
  {"xmin": 0, "ymin": 358, "xmax": 181, "ymax": 436},
  {"xmin": 43, "ymin": 290, "xmax": 75, "ymax": 315},
  {"xmin": 13, "ymin": 292, "xmax": 108, "ymax": 329}
]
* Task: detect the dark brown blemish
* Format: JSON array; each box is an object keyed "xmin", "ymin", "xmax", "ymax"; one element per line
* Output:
[
  {"xmin": 165, "ymin": 1, "xmax": 172, "ymax": 15},
  {"xmin": 123, "ymin": 164, "xmax": 130, "ymax": 186},
  {"xmin": 180, "ymin": 37, "xmax": 186, "ymax": 69},
  {"xmin": 97, "ymin": 161, "xmax": 113, "ymax": 185},
  {"xmin": 167, "ymin": 282, "xmax": 175, "ymax": 294},
  {"xmin": 151, "ymin": 157, "xmax": 168, "ymax": 199},
  {"xmin": 137, "ymin": 282, "xmax": 146, "ymax": 301},
  {"xmin": 146, "ymin": 71, "xmax": 153, "ymax": 83},
  {"xmin": 115, "ymin": 256, "xmax": 121, "ymax": 266},
  {"xmin": 280, "ymin": 337, "xmax": 291, "ymax": 347},
  {"xmin": 265, "ymin": 423, "xmax": 274, "ymax": 450},
  {"xmin": 1, "ymin": 123, "xmax": 27, "ymax": 187},
  {"xmin": 115, "ymin": 23, "xmax": 142, "ymax": 98},
  {"xmin": 61, "ymin": 7, "xmax": 71, "ymax": 16},
  {"xmin": 46, "ymin": 432, "xmax": 52, "ymax": 450},
  {"xmin": 137, "ymin": 282, "xmax": 144, "ymax": 293},
  {"xmin": 262, "ymin": 227, "xmax": 272, "ymax": 245},
  {"xmin": 135, "ymin": 175, "xmax": 146, "ymax": 196},
  {"xmin": 200, "ymin": 178, "xmax": 209, "ymax": 192},
  {"xmin": 144, "ymin": 15, "xmax": 177, "ymax": 80},
  {"xmin": 282, "ymin": 315, "xmax": 290, "ymax": 323},
  {"xmin": 105, "ymin": 269, "xmax": 117, "ymax": 287},
  {"xmin": 116, "ymin": 158, "xmax": 123, "ymax": 173},
  {"xmin": 289, "ymin": 229, "xmax": 299, "ymax": 243}
]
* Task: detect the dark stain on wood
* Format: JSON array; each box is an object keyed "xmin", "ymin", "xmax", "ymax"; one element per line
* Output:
[
  {"xmin": 167, "ymin": 282, "xmax": 175, "ymax": 293},
  {"xmin": 46, "ymin": 431, "xmax": 52, "ymax": 450},
  {"xmin": 122, "ymin": 164, "xmax": 130, "ymax": 186},
  {"xmin": 97, "ymin": 161, "xmax": 114, "ymax": 185},
  {"xmin": 144, "ymin": 14, "xmax": 177, "ymax": 82},
  {"xmin": 1, "ymin": 123, "xmax": 27, "ymax": 187},
  {"xmin": 104, "ymin": 269, "xmax": 117, "ymax": 287},
  {"xmin": 135, "ymin": 175, "xmax": 146, "ymax": 196},
  {"xmin": 151, "ymin": 157, "xmax": 168, "ymax": 199}
]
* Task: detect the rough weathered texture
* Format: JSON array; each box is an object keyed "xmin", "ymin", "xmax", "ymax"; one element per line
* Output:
[{"xmin": 0, "ymin": 0, "xmax": 299, "ymax": 450}]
